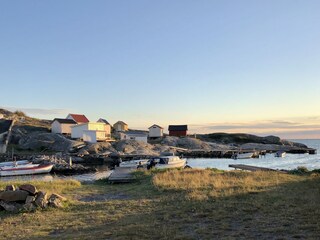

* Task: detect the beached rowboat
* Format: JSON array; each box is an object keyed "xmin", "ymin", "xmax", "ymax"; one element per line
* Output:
[{"xmin": 0, "ymin": 163, "xmax": 53, "ymax": 177}]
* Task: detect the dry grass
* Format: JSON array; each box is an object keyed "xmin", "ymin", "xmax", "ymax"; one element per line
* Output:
[
  {"xmin": 0, "ymin": 169, "xmax": 319, "ymax": 239},
  {"xmin": 153, "ymin": 169, "xmax": 298, "ymax": 200}
]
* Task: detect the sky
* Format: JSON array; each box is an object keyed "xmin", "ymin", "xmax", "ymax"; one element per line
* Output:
[{"xmin": 0, "ymin": 0, "xmax": 320, "ymax": 138}]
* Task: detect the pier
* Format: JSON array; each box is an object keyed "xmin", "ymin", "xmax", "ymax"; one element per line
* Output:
[{"xmin": 229, "ymin": 164, "xmax": 288, "ymax": 173}]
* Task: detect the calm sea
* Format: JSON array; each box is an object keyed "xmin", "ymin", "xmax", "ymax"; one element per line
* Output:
[
  {"xmin": 187, "ymin": 139, "xmax": 320, "ymax": 171},
  {"xmin": 2, "ymin": 139, "xmax": 319, "ymax": 182}
]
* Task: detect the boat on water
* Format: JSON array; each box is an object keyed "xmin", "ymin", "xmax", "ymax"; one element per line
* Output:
[
  {"xmin": 0, "ymin": 163, "xmax": 53, "ymax": 177},
  {"xmin": 275, "ymin": 151, "xmax": 286, "ymax": 158},
  {"xmin": 119, "ymin": 159, "xmax": 149, "ymax": 168},
  {"xmin": 0, "ymin": 160, "xmax": 30, "ymax": 167},
  {"xmin": 232, "ymin": 152, "xmax": 254, "ymax": 160},
  {"xmin": 148, "ymin": 156, "xmax": 187, "ymax": 169}
]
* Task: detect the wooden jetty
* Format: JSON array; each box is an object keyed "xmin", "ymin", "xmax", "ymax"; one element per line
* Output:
[
  {"xmin": 229, "ymin": 164, "xmax": 288, "ymax": 173},
  {"xmin": 108, "ymin": 167, "xmax": 136, "ymax": 183}
]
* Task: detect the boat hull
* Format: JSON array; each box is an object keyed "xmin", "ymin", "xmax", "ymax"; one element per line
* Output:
[
  {"xmin": 155, "ymin": 159, "xmax": 187, "ymax": 169},
  {"xmin": 0, "ymin": 164, "xmax": 53, "ymax": 177},
  {"xmin": 235, "ymin": 153, "xmax": 254, "ymax": 159}
]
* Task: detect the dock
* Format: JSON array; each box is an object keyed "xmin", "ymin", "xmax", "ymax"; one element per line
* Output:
[
  {"xmin": 229, "ymin": 164, "xmax": 288, "ymax": 173},
  {"xmin": 108, "ymin": 167, "xmax": 136, "ymax": 183}
]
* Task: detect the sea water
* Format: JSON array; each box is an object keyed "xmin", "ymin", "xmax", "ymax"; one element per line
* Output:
[{"xmin": 187, "ymin": 139, "xmax": 320, "ymax": 170}]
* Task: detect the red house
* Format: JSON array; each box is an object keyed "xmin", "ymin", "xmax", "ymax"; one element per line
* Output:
[{"xmin": 168, "ymin": 125, "xmax": 188, "ymax": 137}]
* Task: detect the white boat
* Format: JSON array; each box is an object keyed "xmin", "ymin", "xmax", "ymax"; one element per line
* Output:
[
  {"xmin": 0, "ymin": 160, "xmax": 30, "ymax": 167},
  {"xmin": 233, "ymin": 152, "xmax": 254, "ymax": 159},
  {"xmin": 0, "ymin": 163, "xmax": 53, "ymax": 177},
  {"xmin": 275, "ymin": 151, "xmax": 286, "ymax": 158},
  {"xmin": 119, "ymin": 159, "xmax": 149, "ymax": 168},
  {"xmin": 148, "ymin": 156, "xmax": 187, "ymax": 169}
]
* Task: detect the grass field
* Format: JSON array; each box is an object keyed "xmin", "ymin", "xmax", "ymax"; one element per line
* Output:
[{"xmin": 0, "ymin": 169, "xmax": 319, "ymax": 239}]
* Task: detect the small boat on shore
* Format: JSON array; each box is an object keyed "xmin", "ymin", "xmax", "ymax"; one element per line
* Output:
[
  {"xmin": 232, "ymin": 152, "xmax": 254, "ymax": 160},
  {"xmin": 0, "ymin": 163, "xmax": 53, "ymax": 177},
  {"xmin": 0, "ymin": 160, "xmax": 30, "ymax": 167},
  {"xmin": 148, "ymin": 156, "xmax": 187, "ymax": 169},
  {"xmin": 119, "ymin": 159, "xmax": 149, "ymax": 168},
  {"xmin": 275, "ymin": 151, "xmax": 286, "ymax": 158}
]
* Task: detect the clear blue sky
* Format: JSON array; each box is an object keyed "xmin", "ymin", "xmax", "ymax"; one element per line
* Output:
[{"xmin": 1, "ymin": 0, "xmax": 320, "ymax": 138}]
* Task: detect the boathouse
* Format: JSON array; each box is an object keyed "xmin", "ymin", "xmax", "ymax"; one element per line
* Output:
[
  {"xmin": 148, "ymin": 124, "xmax": 163, "ymax": 139},
  {"xmin": 51, "ymin": 118, "xmax": 77, "ymax": 134},
  {"xmin": 168, "ymin": 125, "xmax": 188, "ymax": 137}
]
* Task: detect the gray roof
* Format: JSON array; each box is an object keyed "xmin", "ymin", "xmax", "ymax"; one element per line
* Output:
[
  {"xmin": 168, "ymin": 125, "xmax": 188, "ymax": 131},
  {"xmin": 148, "ymin": 124, "xmax": 163, "ymax": 129},
  {"xmin": 52, "ymin": 118, "xmax": 77, "ymax": 124},
  {"xmin": 98, "ymin": 118, "xmax": 110, "ymax": 125}
]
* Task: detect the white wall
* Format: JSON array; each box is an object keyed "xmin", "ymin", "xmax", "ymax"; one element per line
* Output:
[
  {"xmin": 149, "ymin": 126, "xmax": 163, "ymax": 138},
  {"xmin": 83, "ymin": 130, "xmax": 97, "ymax": 143},
  {"xmin": 71, "ymin": 124, "xmax": 88, "ymax": 139},
  {"xmin": 51, "ymin": 121, "xmax": 62, "ymax": 134},
  {"xmin": 120, "ymin": 133, "xmax": 148, "ymax": 143}
]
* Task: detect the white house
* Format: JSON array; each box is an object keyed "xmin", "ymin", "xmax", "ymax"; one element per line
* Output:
[
  {"xmin": 71, "ymin": 122, "xmax": 111, "ymax": 142},
  {"xmin": 97, "ymin": 118, "xmax": 112, "ymax": 134},
  {"xmin": 148, "ymin": 124, "xmax": 163, "ymax": 138},
  {"xmin": 119, "ymin": 131, "xmax": 148, "ymax": 143},
  {"xmin": 51, "ymin": 118, "xmax": 77, "ymax": 134}
]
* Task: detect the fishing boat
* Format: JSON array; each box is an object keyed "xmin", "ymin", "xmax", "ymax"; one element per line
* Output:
[
  {"xmin": 232, "ymin": 152, "xmax": 254, "ymax": 159},
  {"xmin": 148, "ymin": 156, "xmax": 187, "ymax": 169},
  {"xmin": 0, "ymin": 163, "xmax": 53, "ymax": 177},
  {"xmin": 119, "ymin": 159, "xmax": 149, "ymax": 168},
  {"xmin": 275, "ymin": 151, "xmax": 286, "ymax": 158},
  {"xmin": 0, "ymin": 160, "xmax": 30, "ymax": 167}
]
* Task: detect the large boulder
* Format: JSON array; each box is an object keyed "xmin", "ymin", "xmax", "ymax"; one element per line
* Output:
[
  {"xmin": 19, "ymin": 184, "xmax": 37, "ymax": 195},
  {"xmin": 18, "ymin": 132, "xmax": 81, "ymax": 152},
  {"xmin": 0, "ymin": 190, "xmax": 29, "ymax": 202}
]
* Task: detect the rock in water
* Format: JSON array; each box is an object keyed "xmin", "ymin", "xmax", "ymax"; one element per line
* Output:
[
  {"xmin": 0, "ymin": 190, "xmax": 29, "ymax": 202},
  {"xmin": 19, "ymin": 184, "xmax": 38, "ymax": 195},
  {"xmin": 34, "ymin": 191, "xmax": 48, "ymax": 208}
]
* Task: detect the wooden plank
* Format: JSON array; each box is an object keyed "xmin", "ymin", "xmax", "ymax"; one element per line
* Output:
[
  {"xmin": 228, "ymin": 164, "xmax": 288, "ymax": 173},
  {"xmin": 108, "ymin": 167, "xmax": 136, "ymax": 183}
]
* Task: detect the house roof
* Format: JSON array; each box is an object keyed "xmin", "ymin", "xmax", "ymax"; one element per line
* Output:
[
  {"xmin": 168, "ymin": 125, "xmax": 188, "ymax": 131},
  {"xmin": 114, "ymin": 121, "xmax": 128, "ymax": 126},
  {"xmin": 148, "ymin": 124, "xmax": 163, "ymax": 129},
  {"xmin": 97, "ymin": 118, "xmax": 110, "ymax": 125},
  {"xmin": 69, "ymin": 114, "xmax": 89, "ymax": 123},
  {"xmin": 52, "ymin": 118, "xmax": 77, "ymax": 124}
]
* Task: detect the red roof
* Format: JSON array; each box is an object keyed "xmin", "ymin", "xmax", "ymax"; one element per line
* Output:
[{"xmin": 69, "ymin": 114, "xmax": 89, "ymax": 123}]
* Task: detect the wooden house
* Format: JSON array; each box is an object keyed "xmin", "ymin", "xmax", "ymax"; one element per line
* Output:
[
  {"xmin": 71, "ymin": 122, "xmax": 111, "ymax": 142},
  {"xmin": 51, "ymin": 118, "xmax": 77, "ymax": 134},
  {"xmin": 168, "ymin": 125, "xmax": 188, "ymax": 137},
  {"xmin": 113, "ymin": 121, "xmax": 128, "ymax": 132},
  {"xmin": 148, "ymin": 124, "xmax": 163, "ymax": 138}
]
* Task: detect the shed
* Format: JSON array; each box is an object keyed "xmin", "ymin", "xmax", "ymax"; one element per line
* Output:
[
  {"xmin": 113, "ymin": 121, "xmax": 128, "ymax": 132},
  {"xmin": 51, "ymin": 118, "xmax": 77, "ymax": 134},
  {"xmin": 168, "ymin": 125, "xmax": 188, "ymax": 137},
  {"xmin": 148, "ymin": 124, "xmax": 163, "ymax": 138}
]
